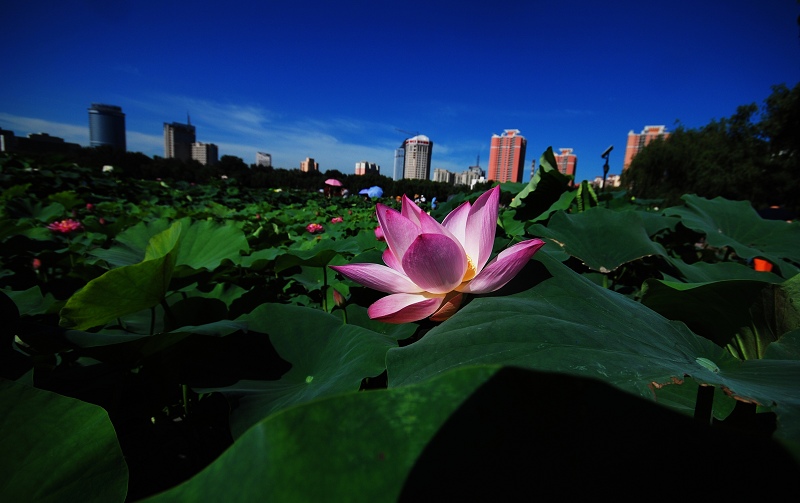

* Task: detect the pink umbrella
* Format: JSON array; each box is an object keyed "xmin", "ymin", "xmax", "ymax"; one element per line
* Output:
[{"xmin": 325, "ymin": 179, "xmax": 343, "ymax": 187}]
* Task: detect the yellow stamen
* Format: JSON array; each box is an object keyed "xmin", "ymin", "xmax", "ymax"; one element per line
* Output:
[{"xmin": 462, "ymin": 255, "xmax": 477, "ymax": 282}]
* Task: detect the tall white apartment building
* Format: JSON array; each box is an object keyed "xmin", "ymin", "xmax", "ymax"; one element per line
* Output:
[{"xmin": 403, "ymin": 135, "xmax": 433, "ymax": 180}]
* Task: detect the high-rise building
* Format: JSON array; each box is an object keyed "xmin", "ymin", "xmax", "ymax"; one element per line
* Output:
[
  {"xmin": 300, "ymin": 157, "xmax": 319, "ymax": 172},
  {"xmin": 191, "ymin": 142, "xmax": 218, "ymax": 165},
  {"xmin": 393, "ymin": 144, "xmax": 405, "ymax": 180},
  {"xmin": 487, "ymin": 129, "xmax": 527, "ymax": 183},
  {"xmin": 623, "ymin": 125, "xmax": 669, "ymax": 171},
  {"xmin": 164, "ymin": 121, "xmax": 196, "ymax": 161},
  {"xmin": 256, "ymin": 152, "xmax": 272, "ymax": 167},
  {"xmin": 88, "ymin": 104, "xmax": 126, "ymax": 151},
  {"xmin": 403, "ymin": 135, "xmax": 433, "ymax": 180},
  {"xmin": 554, "ymin": 148, "xmax": 578, "ymax": 179},
  {"xmin": 355, "ymin": 161, "xmax": 380, "ymax": 175}
]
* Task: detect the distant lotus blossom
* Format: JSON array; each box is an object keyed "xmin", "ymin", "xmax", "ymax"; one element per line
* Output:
[
  {"xmin": 374, "ymin": 226, "xmax": 385, "ymax": 241},
  {"xmin": 86, "ymin": 203, "xmax": 94, "ymax": 212},
  {"xmin": 306, "ymin": 223, "xmax": 324, "ymax": 233},
  {"xmin": 47, "ymin": 219, "xmax": 83, "ymax": 234},
  {"xmin": 332, "ymin": 288, "xmax": 346, "ymax": 307},
  {"xmin": 32, "ymin": 258, "xmax": 42, "ymax": 270},
  {"xmin": 102, "ymin": 165, "xmax": 114, "ymax": 173},
  {"xmin": 331, "ymin": 216, "xmax": 344, "ymax": 224},
  {"xmin": 99, "ymin": 218, "xmax": 106, "ymax": 225}
]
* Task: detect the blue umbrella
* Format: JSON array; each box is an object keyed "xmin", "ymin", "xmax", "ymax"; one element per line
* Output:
[{"xmin": 359, "ymin": 186, "xmax": 383, "ymax": 198}]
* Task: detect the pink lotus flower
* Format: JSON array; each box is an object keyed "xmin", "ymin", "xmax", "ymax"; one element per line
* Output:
[
  {"xmin": 330, "ymin": 186, "xmax": 545, "ymax": 323},
  {"xmin": 32, "ymin": 258, "xmax": 42, "ymax": 270},
  {"xmin": 331, "ymin": 216, "xmax": 344, "ymax": 224},
  {"xmin": 374, "ymin": 226, "xmax": 385, "ymax": 242},
  {"xmin": 86, "ymin": 203, "xmax": 94, "ymax": 212},
  {"xmin": 306, "ymin": 223, "xmax": 324, "ymax": 233},
  {"xmin": 47, "ymin": 219, "xmax": 83, "ymax": 234}
]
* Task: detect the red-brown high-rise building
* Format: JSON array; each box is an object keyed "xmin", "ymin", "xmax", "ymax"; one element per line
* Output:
[
  {"xmin": 488, "ymin": 129, "xmax": 527, "ymax": 183},
  {"xmin": 554, "ymin": 148, "xmax": 578, "ymax": 180},
  {"xmin": 623, "ymin": 125, "xmax": 669, "ymax": 171}
]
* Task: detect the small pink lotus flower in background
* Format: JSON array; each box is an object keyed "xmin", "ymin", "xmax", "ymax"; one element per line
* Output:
[
  {"xmin": 332, "ymin": 288, "xmax": 346, "ymax": 308},
  {"xmin": 98, "ymin": 218, "xmax": 107, "ymax": 225},
  {"xmin": 374, "ymin": 226, "xmax": 385, "ymax": 242},
  {"xmin": 32, "ymin": 258, "xmax": 42, "ymax": 270},
  {"xmin": 306, "ymin": 223, "xmax": 324, "ymax": 234},
  {"xmin": 331, "ymin": 216, "xmax": 344, "ymax": 224},
  {"xmin": 86, "ymin": 203, "xmax": 94, "ymax": 212},
  {"xmin": 331, "ymin": 186, "xmax": 545, "ymax": 324},
  {"xmin": 47, "ymin": 219, "xmax": 83, "ymax": 234}
]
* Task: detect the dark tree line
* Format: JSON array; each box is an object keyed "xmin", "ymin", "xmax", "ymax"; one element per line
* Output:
[
  {"xmin": 13, "ymin": 145, "xmax": 483, "ymax": 203},
  {"xmin": 621, "ymin": 82, "xmax": 800, "ymax": 216}
]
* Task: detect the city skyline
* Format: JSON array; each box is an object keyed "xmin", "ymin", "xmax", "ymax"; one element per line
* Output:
[{"xmin": 1, "ymin": 1, "xmax": 798, "ymax": 182}]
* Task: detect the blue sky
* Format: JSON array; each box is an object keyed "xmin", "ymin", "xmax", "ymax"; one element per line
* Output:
[{"xmin": 1, "ymin": 1, "xmax": 798, "ymax": 183}]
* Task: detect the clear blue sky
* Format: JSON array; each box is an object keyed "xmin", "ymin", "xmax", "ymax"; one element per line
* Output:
[{"xmin": 1, "ymin": 1, "xmax": 798, "ymax": 182}]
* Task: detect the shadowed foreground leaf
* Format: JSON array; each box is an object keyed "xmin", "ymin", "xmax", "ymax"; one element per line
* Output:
[
  {"xmin": 0, "ymin": 379, "xmax": 128, "ymax": 503},
  {"xmin": 201, "ymin": 303, "xmax": 405, "ymax": 439},
  {"xmin": 386, "ymin": 252, "xmax": 800, "ymax": 461},
  {"xmin": 144, "ymin": 365, "xmax": 799, "ymax": 502}
]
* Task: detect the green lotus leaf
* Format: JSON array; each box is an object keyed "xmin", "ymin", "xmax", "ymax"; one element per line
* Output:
[
  {"xmin": 528, "ymin": 207, "xmax": 669, "ymax": 272},
  {"xmin": 205, "ymin": 303, "xmax": 403, "ymax": 438},
  {"xmin": 58, "ymin": 223, "xmax": 181, "ymax": 330},
  {"xmin": 0, "ymin": 379, "xmax": 128, "ymax": 503}
]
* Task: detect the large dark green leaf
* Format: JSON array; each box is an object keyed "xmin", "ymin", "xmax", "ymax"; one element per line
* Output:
[
  {"xmin": 0, "ymin": 379, "xmax": 128, "ymax": 503},
  {"xmin": 143, "ymin": 364, "xmax": 800, "ymax": 502},
  {"xmin": 2, "ymin": 286, "xmax": 58, "ymax": 316},
  {"xmin": 173, "ymin": 218, "xmax": 250, "ymax": 270},
  {"xmin": 204, "ymin": 303, "xmax": 403, "ymax": 438},
  {"xmin": 641, "ymin": 275, "xmax": 800, "ymax": 359},
  {"xmin": 664, "ymin": 194, "xmax": 800, "ymax": 277},
  {"xmin": 91, "ymin": 218, "xmax": 249, "ymax": 270},
  {"xmin": 142, "ymin": 365, "xmax": 498, "ymax": 503},
  {"xmin": 274, "ymin": 238, "xmax": 361, "ymax": 272},
  {"xmin": 385, "ymin": 252, "xmax": 800, "ymax": 461},
  {"xmin": 664, "ymin": 257, "xmax": 785, "ymax": 283},
  {"xmin": 528, "ymin": 207, "xmax": 669, "ymax": 272}
]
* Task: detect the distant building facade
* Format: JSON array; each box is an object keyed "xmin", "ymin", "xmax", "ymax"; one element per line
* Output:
[
  {"xmin": 488, "ymin": 129, "xmax": 527, "ymax": 183},
  {"xmin": 88, "ymin": 103, "xmax": 126, "ymax": 151},
  {"xmin": 593, "ymin": 173, "xmax": 621, "ymax": 189},
  {"xmin": 164, "ymin": 121, "xmax": 196, "ymax": 161},
  {"xmin": 191, "ymin": 142, "xmax": 218, "ymax": 165},
  {"xmin": 454, "ymin": 165, "xmax": 486, "ymax": 188},
  {"xmin": 403, "ymin": 135, "xmax": 433, "ymax": 180},
  {"xmin": 554, "ymin": 148, "xmax": 578, "ymax": 179},
  {"xmin": 432, "ymin": 168, "xmax": 455, "ymax": 184},
  {"xmin": 623, "ymin": 125, "xmax": 669, "ymax": 171},
  {"xmin": 0, "ymin": 128, "xmax": 81, "ymax": 154},
  {"xmin": 256, "ymin": 152, "xmax": 272, "ymax": 167},
  {"xmin": 300, "ymin": 157, "xmax": 319, "ymax": 172},
  {"xmin": 355, "ymin": 161, "xmax": 380, "ymax": 175}
]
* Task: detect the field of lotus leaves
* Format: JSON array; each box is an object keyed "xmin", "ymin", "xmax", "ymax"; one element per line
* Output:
[{"xmin": 2, "ymin": 149, "xmax": 800, "ymax": 501}]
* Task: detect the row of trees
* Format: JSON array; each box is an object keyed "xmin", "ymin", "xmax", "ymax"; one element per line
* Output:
[
  {"xmin": 621, "ymin": 82, "xmax": 800, "ymax": 215},
  {"xmin": 13, "ymin": 146, "xmax": 484, "ymax": 203}
]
